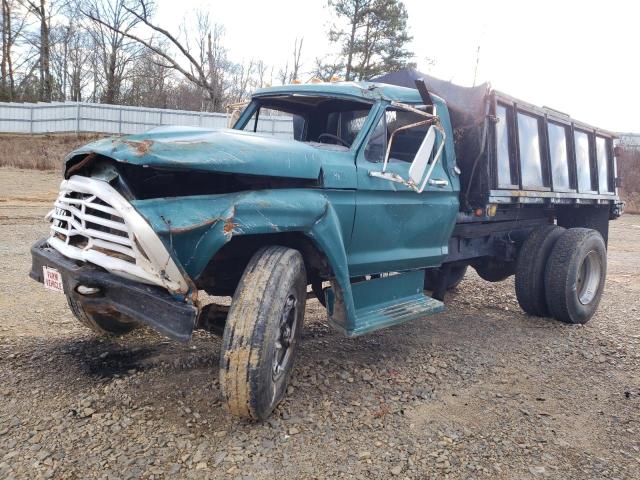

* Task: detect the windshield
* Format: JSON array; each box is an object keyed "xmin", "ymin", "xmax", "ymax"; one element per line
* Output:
[{"xmin": 236, "ymin": 95, "xmax": 373, "ymax": 149}]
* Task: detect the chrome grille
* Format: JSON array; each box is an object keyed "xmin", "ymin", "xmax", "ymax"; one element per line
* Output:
[
  {"xmin": 46, "ymin": 175, "xmax": 188, "ymax": 294},
  {"xmin": 51, "ymin": 189, "xmax": 135, "ymax": 263}
]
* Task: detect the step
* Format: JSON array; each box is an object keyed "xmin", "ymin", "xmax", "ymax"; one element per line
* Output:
[{"xmin": 329, "ymin": 269, "xmax": 444, "ymax": 336}]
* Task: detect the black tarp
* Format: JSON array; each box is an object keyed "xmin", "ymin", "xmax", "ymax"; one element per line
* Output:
[
  {"xmin": 372, "ymin": 68, "xmax": 490, "ymax": 130},
  {"xmin": 372, "ymin": 69, "xmax": 492, "ymax": 208}
]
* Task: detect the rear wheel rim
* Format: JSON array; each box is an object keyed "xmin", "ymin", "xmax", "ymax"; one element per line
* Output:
[{"xmin": 576, "ymin": 250, "xmax": 601, "ymax": 305}]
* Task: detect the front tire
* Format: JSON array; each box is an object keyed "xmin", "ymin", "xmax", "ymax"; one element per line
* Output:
[
  {"xmin": 67, "ymin": 296, "xmax": 139, "ymax": 336},
  {"xmin": 544, "ymin": 228, "xmax": 607, "ymax": 324},
  {"xmin": 220, "ymin": 246, "xmax": 306, "ymax": 420}
]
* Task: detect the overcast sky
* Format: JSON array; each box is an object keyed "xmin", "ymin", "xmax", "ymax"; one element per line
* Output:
[{"xmin": 157, "ymin": 0, "xmax": 639, "ymax": 132}]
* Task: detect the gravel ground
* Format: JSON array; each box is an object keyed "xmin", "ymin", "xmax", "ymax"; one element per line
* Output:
[{"xmin": 1, "ymin": 167, "xmax": 639, "ymax": 479}]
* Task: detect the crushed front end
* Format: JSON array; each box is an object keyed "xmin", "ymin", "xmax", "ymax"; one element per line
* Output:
[{"xmin": 29, "ymin": 171, "xmax": 199, "ymax": 342}]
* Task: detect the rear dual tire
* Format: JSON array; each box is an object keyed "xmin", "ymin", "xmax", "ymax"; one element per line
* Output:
[
  {"xmin": 544, "ymin": 228, "xmax": 606, "ymax": 324},
  {"xmin": 515, "ymin": 225, "xmax": 565, "ymax": 316},
  {"xmin": 515, "ymin": 226, "xmax": 606, "ymax": 325}
]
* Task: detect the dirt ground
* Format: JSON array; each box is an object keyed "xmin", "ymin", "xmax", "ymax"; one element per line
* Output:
[{"xmin": 0, "ymin": 167, "xmax": 638, "ymax": 479}]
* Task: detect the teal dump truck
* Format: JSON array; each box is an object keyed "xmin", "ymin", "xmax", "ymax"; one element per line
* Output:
[{"xmin": 30, "ymin": 69, "xmax": 623, "ymax": 419}]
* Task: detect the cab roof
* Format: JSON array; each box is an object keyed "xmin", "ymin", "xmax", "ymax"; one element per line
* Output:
[{"xmin": 253, "ymin": 81, "xmax": 438, "ymax": 105}]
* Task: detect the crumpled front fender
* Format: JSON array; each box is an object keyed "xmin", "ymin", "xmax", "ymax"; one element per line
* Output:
[{"xmin": 131, "ymin": 189, "xmax": 357, "ymax": 324}]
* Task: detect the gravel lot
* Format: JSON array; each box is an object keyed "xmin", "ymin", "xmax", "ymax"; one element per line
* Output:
[{"xmin": 1, "ymin": 167, "xmax": 638, "ymax": 479}]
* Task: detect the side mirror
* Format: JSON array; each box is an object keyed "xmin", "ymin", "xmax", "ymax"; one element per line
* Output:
[
  {"xmin": 408, "ymin": 125, "xmax": 437, "ymax": 185},
  {"xmin": 369, "ymin": 103, "xmax": 446, "ymax": 192}
]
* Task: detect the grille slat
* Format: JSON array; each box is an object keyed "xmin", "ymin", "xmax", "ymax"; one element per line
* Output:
[
  {"xmin": 54, "ymin": 203, "xmax": 129, "ymax": 232},
  {"xmin": 91, "ymin": 238, "xmax": 136, "ymax": 258},
  {"xmin": 55, "ymin": 198, "xmax": 120, "ymax": 217},
  {"xmin": 50, "ymin": 189, "xmax": 135, "ymax": 263},
  {"xmin": 52, "ymin": 216, "xmax": 133, "ymax": 246}
]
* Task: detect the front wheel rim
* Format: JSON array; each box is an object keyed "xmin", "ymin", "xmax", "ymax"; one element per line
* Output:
[
  {"xmin": 576, "ymin": 250, "xmax": 602, "ymax": 305},
  {"xmin": 272, "ymin": 295, "xmax": 297, "ymax": 382}
]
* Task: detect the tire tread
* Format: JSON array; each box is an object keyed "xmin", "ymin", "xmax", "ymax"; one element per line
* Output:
[
  {"xmin": 515, "ymin": 225, "xmax": 565, "ymax": 316},
  {"xmin": 544, "ymin": 228, "xmax": 606, "ymax": 324}
]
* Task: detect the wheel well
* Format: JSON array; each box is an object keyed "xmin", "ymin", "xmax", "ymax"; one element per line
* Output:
[{"xmin": 195, "ymin": 232, "xmax": 334, "ymax": 296}]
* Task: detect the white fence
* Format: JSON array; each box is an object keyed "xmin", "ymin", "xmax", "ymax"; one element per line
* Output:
[{"xmin": 0, "ymin": 101, "xmax": 293, "ymax": 137}]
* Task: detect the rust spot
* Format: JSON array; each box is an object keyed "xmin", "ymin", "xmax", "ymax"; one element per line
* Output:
[
  {"xmin": 168, "ymin": 217, "xmax": 222, "ymax": 234},
  {"xmin": 223, "ymin": 217, "xmax": 238, "ymax": 235},
  {"xmin": 123, "ymin": 139, "xmax": 153, "ymax": 156},
  {"xmin": 65, "ymin": 152, "xmax": 97, "ymax": 179}
]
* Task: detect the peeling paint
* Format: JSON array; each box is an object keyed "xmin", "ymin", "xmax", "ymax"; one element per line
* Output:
[
  {"xmin": 223, "ymin": 217, "xmax": 238, "ymax": 236},
  {"xmin": 123, "ymin": 139, "xmax": 153, "ymax": 156}
]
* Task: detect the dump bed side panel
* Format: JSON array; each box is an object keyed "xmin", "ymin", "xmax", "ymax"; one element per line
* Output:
[{"xmin": 459, "ymin": 91, "xmax": 621, "ymax": 213}]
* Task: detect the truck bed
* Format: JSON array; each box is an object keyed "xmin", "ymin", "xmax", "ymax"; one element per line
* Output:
[{"xmin": 373, "ymin": 69, "xmax": 622, "ymax": 216}]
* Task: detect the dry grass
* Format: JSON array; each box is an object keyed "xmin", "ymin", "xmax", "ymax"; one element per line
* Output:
[{"xmin": 0, "ymin": 133, "xmax": 105, "ymax": 171}]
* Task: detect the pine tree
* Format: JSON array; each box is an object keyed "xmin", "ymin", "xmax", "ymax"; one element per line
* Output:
[{"xmin": 328, "ymin": 0, "xmax": 414, "ymax": 81}]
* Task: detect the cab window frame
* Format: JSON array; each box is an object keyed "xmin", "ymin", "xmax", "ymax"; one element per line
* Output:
[{"xmin": 363, "ymin": 104, "xmax": 432, "ymax": 164}]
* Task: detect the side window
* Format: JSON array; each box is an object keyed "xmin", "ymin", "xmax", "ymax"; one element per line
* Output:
[
  {"xmin": 547, "ymin": 122, "xmax": 571, "ymax": 190},
  {"xmin": 365, "ymin": 108, "xmax": 428, "ymax": 163},
  {"xmin": 595, "ymin": 136, "xmax": 611, "ymax": 193},
  {"xmin": 242, "ymin": 111, "xmax": 258, "ymax": 132},
  {"xmin": 364, "ymin": 113, "xmax": 386, "ymax": 163},
  {"xmin": 574, "ymin": 130, "xmax": 593, "ymax": 192},
  {"xmin": 327, "ymin": 110, "xmax": 370, "ymax": 146},
  {"xmin": 517, "ymin": 111, "xmax": 545, "ymax": 188},
  {"xmin": 495, "ymin": 104, "xmax": 514, "ymax": 187},
  {"xmin": 243, "ymin": 107, "xmax": 304, "ymax": 140},
  {"xmin": 387, "ymin": 110, "xmax": 428, "ymax": 162}
]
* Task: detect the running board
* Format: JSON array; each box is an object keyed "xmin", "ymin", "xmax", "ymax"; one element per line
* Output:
[{"xmin": 326, "ymin": 270, "xmax": 444, "ymax": 337}]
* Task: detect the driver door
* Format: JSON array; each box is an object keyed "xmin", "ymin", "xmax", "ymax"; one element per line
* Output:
[{"xmin": 346, "ymin": 105, "xmax": 458, "ymax": 276}]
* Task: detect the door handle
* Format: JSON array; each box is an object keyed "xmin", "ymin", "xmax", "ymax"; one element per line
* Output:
[{"xmin": 428, "ymin": 178, "xmax": 449, "ymax": 188}]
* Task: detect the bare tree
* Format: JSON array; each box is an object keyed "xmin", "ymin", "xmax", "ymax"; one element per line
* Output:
[
  {"xmin": 277, "ymin": 61, "xmax": 288, "ymax": 85},
  {"xmin": 254, "ymin": 60, "xmax": 269, "ymax": 88},
  {"xmin": 311, "ymin": 55, "xmax": 345, "ymax": 81},
  {"xmin": 277, "ymin": 37, "xmax": 305, "ymax": 85},
  {"xmin": 85, "ymin": 0, "xmax": 234, "ymax": 111},
  {"xmin": 81, "ymin": 0, "xmax": 144, "ymax": 104},
  {"xmin": 122, "ymin": 48, "xmax": 173, "ymax": 107},
  {"xmin": 1, "ymin": 0, "xmax": 27, "ymax": 100},
  {"xmin": 291, "ymin": 36, "xmax": 303, "ymax": 81},
  {"xmin": 51, "ymin": 10, "xmax": 93, "ymax": 101},
  {"xmin": 228, "ymin": 58, "xmax": 254, "ymax": 103},
  {"xmin": 1, "ymin": 0, "xmax": 15, "ymax": 99},
  {"xmin": 20, "ymin": 0, "xmax": 53, "ymax": 100}
]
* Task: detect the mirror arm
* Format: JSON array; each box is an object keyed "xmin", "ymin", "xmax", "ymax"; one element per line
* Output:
[
  {"xmin": 369, "ymin": 103, "xmax": 446, "ymax": 192},
  {"xmin": 413, "ymin": 126, "xmax": 446, "ymax": 193},
  {"xmin": 369, "ymin": 171, "xmax": 407, "ymax": 184},
  {"xmin": 389, "ymin": 101, "xmax": 437, "ymax": 118},
  {"xmin": 382, "ymin": 117, "xmax": 434, "ymax": 173}
]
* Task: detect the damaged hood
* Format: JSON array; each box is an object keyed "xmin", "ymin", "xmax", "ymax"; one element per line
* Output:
[{"xmin": 65, "ymin": 126, "xmax": 327, "ymax": 180}]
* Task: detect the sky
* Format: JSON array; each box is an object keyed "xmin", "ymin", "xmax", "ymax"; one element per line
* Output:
[{"xmin": 156, "ymin": 0, "xmax": 639, "ymax": 133}]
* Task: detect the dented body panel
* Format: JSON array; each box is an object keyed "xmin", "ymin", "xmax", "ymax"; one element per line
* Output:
[
  {"xmin": 65, "ymin": 127, "xmax": 330, "ymax": 181},
  {"xmin": 31, "ymin": 80, "xmax": 464, "ymax": 340},
  {"xmin": 131, "ymin": 189, "xmax": 355, "ymax": 279}
]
